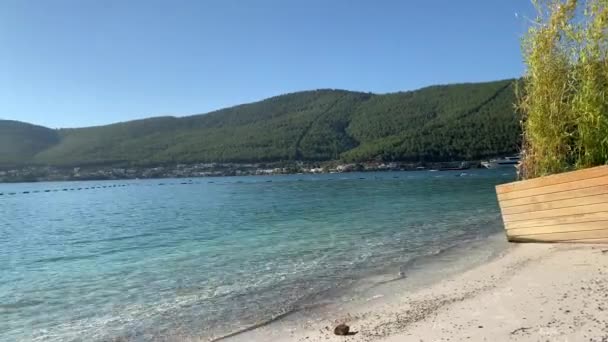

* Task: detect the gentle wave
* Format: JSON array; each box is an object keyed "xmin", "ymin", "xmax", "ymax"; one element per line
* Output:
[
  {"xmin": 0, "ymin": 170, "xmax": 516, "ymax": 342},
  {"xmin": 0, "ymin": 299, "xmax": 45, "ymax": 311},
  {"xmin": 70, "ymin": 232, "xmax": 159, "ymax": 246}
]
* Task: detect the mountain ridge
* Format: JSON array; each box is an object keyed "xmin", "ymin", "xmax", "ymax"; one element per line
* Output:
[{"xmin": 0, "ymin": 79, "xmax": 520, "ymax": 167}]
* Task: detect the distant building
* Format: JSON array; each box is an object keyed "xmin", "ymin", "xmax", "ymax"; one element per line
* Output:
[{"xmin": 336, "ymin": 164, "xmax": 355, "ymax": 172}]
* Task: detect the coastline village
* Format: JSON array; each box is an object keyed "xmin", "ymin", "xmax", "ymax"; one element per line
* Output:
[{"xmin": 0, "ymin": 159, "xmax": 485, "ymax": 183}]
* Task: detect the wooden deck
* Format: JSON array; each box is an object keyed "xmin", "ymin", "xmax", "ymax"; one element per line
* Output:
[{"xmin": 496, "ymin": 165, "xmax": 608, "ymax": 242}]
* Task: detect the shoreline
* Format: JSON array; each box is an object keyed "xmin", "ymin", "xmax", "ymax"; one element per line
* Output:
[
  {"xmin": 200, "ymin": 233, "xmax": 509, "ymax": 342},
  {"xmin": 218, "ymin": 241, "xmax": 608, "ymax": 342},
  {"xmin": 0, "ymin": 161, "xmax": 488, "ymax": 184},
  {"xmin": 191, "ymin": 233, "xmax": 509, "ymax": 342}
]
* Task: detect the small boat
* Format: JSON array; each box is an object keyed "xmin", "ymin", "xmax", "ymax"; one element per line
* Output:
[
  {"xmin": 496, "ymin": 165, "xmax": 608, "ymax": 243},
  {"xmin": 482, "ymin": 155, "xmax": 520, "ymax": 169}
]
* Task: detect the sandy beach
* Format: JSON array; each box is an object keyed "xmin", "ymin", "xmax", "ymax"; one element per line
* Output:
[{"xmin": 223, "ymin": 242, "xmax": 608, "ymax": 342}]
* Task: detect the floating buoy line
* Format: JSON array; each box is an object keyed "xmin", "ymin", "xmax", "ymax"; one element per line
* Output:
[
  {"xmin": 0, "ymin": 181, "xmax": 190, "ymax": 198},
  {"xmin": 0, "ymin": 179, "xmax": 230, "ymax": 197},
  {"xmin": 0, "ymin": 175, "xmax": 392, "ymax": 198}
]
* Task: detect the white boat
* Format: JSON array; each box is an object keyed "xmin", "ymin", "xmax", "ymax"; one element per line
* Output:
[{"xmin": 482, "ymin": 155, "xmax": 520, "ymax": 169}]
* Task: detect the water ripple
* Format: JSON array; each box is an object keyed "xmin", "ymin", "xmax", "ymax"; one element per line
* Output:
[{"xmin": 0, "ymin": 170, "xmax": 515, "ymax": 342}]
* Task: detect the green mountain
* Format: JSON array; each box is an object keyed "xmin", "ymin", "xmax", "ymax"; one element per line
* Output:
[
  {"xmin": 0, "ymin": 120, "xmax": 60, "ymax": 165},
  {"xmin": 0, "ymin": 79, "xmax": 520, "ymax": 167}
]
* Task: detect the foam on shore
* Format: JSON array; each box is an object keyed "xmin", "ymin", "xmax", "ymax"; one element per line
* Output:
[
  {"xmin": 219, "ymin": 241, "xmax": 608, "ymax": 342},
  {"xmin": 205, "ymin": 233, "xmax": 510, "ymax": 342}
]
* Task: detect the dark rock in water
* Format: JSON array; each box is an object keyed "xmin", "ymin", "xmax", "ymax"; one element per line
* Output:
[{"xmin": 334, "ymin": 323, "xmax": 350, "ymax": 336}]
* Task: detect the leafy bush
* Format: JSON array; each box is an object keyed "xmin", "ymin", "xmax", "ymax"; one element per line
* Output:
[{"xmin": 519, "ymin": 0, "xmax": 608, "ymax": 179}]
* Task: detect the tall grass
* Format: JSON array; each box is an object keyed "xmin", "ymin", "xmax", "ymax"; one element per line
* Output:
[{"xmin": 519, "ymin": 0, "xmax": 608, "ymax": 179}]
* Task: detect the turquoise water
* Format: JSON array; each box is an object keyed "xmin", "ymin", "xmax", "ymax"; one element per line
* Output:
[{"xmin": 0, "ymin": 170, "xmax": 515, "ymax": 341}]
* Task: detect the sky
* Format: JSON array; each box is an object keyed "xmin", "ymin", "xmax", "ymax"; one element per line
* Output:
[{"xmin": 0, "ymin": 0, "xmax": 536, "ymax": 128}]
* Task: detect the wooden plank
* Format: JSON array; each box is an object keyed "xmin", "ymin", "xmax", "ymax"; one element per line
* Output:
[
  {"xmin": 495, "ymin": 165, "xmax": 608, "ymax": 244},
  {"xmin": 498, "ymin": 184, "xmax": 608, "ymax": 208},
  {"xmin": 507, "ymin": 220, "xmax": 608, "ymax": 236},
  {"xmin": 496, "ymin": 165, "xmax": 608, "ymax": 194},
  {"xmin": 503, "ymin": 203, "xmax": 608, "ymax": 223},
  {"xmin": 501, "ymin": 193, "xmax": 608, "ymax": 215},
  {"xmin": 560, "ymin": 237, "xmax": 608, "ymax": 243},
  {"xmin": 511, "ymin": 238, "xmax": 608, "ymax": 243},
  {"xmin": 507, "ymin": 228, "xmax": 608, "ymax": 242},
  {"xmin": 497, "ymin": 175, "xmax": 608, "ymax": 201},
  {"xmin": 505, "ymin": 211, "xmax": 608, "ymax": 230}
]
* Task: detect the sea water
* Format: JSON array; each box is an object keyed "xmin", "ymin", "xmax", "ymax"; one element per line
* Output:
[{"xmin": 0, "ymin": 169, "xmax": 515, "ymax": 341}]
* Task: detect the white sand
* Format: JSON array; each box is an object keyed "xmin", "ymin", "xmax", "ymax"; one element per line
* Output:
[{"xmin": 221, "ymin": 243, "xmax": 608, "ymax": 342}]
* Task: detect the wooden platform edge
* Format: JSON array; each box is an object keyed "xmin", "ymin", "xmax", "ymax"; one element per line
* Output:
[
  {"xmin": 496, "ymin": 165, "xmax": 608, "ymax": 244},
  {"xmin": 496, "ymin": 165, "xmax": 608, "ymax": 194}
]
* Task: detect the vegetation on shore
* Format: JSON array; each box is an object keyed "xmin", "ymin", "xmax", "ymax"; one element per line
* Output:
[
  {"xmin": 1, "ymin": 79, "xmax": 520, "ymax": 167},
  {"xmin": 0, "ymin": 121, "xmax": 60, "ymax": 165},
  {"xmin": 519, "ymin": 0, "xmax": 608, "ymax": 179}
]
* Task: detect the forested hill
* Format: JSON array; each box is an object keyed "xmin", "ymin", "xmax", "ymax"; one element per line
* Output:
[{"xmin": 0, "ymin": 79, "xmax": 520, "ymax": 167}]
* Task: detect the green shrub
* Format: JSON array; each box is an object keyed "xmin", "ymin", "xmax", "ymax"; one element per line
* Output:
[{"xmin": 520, "ymin": 0, "xmax": 608, "ymax": 179}]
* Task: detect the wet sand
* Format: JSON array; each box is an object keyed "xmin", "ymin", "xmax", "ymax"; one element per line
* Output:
[{"xmin": 220, "ymin": 242, "xmax": 608, "ymax": 342}]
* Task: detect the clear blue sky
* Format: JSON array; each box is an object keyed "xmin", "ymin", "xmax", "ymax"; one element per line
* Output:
[{"xmin": 1, "ymin": 0, "xmax": 535, "ymax": 128}]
